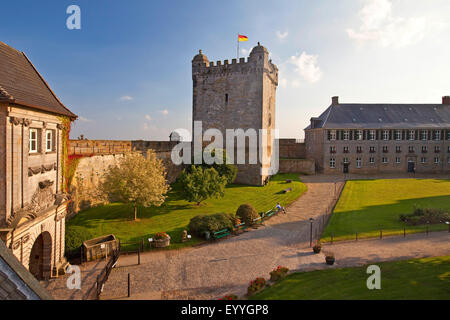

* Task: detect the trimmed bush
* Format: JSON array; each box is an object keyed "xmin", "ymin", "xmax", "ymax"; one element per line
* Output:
[
  {"xmin": 188, "ymin": 213, "xmax": 235, "ymax": 237},
  {"xmin": 399, "ymin": 206, "xmax": 449, "ymax": 226},
  {"xmin": 65, "ymin": 226, "xmax": 93, "ymax": 253},
  {"xmin": 236, "ymin": 204, "xmax": 259, "ymax": 226}
]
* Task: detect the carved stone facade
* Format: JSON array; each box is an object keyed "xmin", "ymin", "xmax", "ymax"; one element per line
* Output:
[
  {"xmin": 0, "ymin": 41, "xmax": 76, "ymax": 280},
  {"xmin": 192, "ymin": 43, "xmax": 278, "ymax": 185},
  {"xmin": 0, "ymin": 107, "xmax": 70, "ymax": 279}
]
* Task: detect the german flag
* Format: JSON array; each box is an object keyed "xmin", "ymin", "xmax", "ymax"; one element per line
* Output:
[{"xmin": 238, "ymin": 34, "xmax": 248, "ymax": 42}]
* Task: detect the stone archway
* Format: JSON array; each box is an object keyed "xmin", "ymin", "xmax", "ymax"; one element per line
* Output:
[{"xmin": 29, "ymin": 232, "xmax": 52, "ymax": 280}]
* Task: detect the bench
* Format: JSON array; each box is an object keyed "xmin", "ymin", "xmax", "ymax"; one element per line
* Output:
[
  {"xmin": 233, "ymin": 222, "xmax": 247, "ymax": 234},
  {"xmin": 264, "ymin": 209, "xmax": 277, "ymax": 218},
  {"xmin": 252, "ymin": 216, "xmax": 264, "ymax": 227},
  {"xmin": 213, "ymin": 228, "xmax": 231, "ymax": 240}
]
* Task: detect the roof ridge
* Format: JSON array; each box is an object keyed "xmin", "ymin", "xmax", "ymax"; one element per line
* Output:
[{"xmin": 20, "ymin": 52, "xmax": 76, "ymax": 119}]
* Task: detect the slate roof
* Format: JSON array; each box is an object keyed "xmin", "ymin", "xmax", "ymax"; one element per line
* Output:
[
  {"xmin": 0, "ymin": 41, "xmax": 76, "ymax": 118},
  {"xmin": 0, "ymin": 239, "xmax": 53, "ymax": 300},
  {"xmin": 306, "ymin": 103, "xmax": 450, "ymax": 130}
]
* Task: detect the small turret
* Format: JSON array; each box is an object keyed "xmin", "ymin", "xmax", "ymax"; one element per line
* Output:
[
  {"xmin": 192, "ymin": 49, "xmax": 209, "ymax": 68},
  {"xmin": 249, "ymin": 42, "xmax": 269, "ymax": 65}
]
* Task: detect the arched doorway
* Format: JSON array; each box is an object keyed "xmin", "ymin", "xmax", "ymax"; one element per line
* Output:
[{"xmin": 29, "ymin": 232, "xmax": 52, "ymax": 280}]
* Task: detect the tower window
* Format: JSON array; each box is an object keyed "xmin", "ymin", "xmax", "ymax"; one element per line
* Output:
[{"xmin": 225, "ymin": 93, "xmax": 228, "ymax": 103}]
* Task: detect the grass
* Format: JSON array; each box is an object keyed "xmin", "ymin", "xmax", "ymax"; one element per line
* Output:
[
  {"xmin": 67, "ymin": 173, "xmax": 307, "ymax": 251},
  {"xmin": 321, "ymin": 179, "xmax": 450, "ymax": 242},
  {"xmin": 250, "ymin": 256, "xmax": 450, "ymax": 300}
]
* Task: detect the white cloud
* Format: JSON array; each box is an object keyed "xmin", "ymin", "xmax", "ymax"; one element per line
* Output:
[
  {"xmin": 78, "ymin": 116, "xmax": 93, "ymax": 123},
  {"xmin": 346, "ymin": 0, "xmax": 444, "ymax": 48},
  {"xmin": 276, "ymin": 31, "xmax": 288, "ymax": 40},
  {"xmin": 288, "ymin": 52, "xmax": 322, "ymax": 83},
  {"xmin": 144, "ymin": 114, "xmax": 152, "ymax": 121},
  {"xmin": 240, "ymin": 48, "xmax": 250, "ymax": 56},
  {"xmin": 159, "ymin": 109, "xmax": 169, "ymax": 116},
  {"xmin": 119, "ymin": 95, "xmax": 133, "ymax": 101}
]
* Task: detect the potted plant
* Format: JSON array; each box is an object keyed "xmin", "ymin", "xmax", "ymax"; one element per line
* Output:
[
  {"xmin": 153, "ymin": 232, "xmax": 170, "ymax": 248},
  {"xmin": 325, "ymin": 252, "xmax": 335, "ymax": 265},
  {"xmin": 313, "ymin": 240, "xmax": 322, "ymax": 254},
  {"xmin": 269, "ymin": 266, "xmax": 289, "ymax": 282}
]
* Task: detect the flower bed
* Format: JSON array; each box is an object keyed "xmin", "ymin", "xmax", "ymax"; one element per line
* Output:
[
  {"xmin": 218, "ymin": 294, "xmax": 238, "ymax": 300},
  {"xmin": 247, "ymin": 277, "xmax": 266, "ymax": 296}
]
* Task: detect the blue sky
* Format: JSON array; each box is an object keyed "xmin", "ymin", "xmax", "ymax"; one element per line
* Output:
[{"xmin": 1, "ymin": 0, "xmax": 450, "ymax": 140}]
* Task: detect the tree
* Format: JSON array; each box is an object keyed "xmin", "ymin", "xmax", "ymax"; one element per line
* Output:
[
  {"xmin": 179, "ymin": 165, "xmax": 227, "ymax": 205},
  {"xmin": 190, "ymin": 148, "xmax": 237, "ymax": 184},
  {"xmin": 101, "ymin": 151, "xmax": 170, "ymax": 220}
]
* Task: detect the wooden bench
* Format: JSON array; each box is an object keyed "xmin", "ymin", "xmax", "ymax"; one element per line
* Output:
[
  {"xmin": 213, "ymin": 228, "xmax": 231, "ymax": 240},
  {"xmin": 264, "ymin": 209, "xmax": 277, "ymax": 219},
  {"xmin": 252, "ymin": 216, "xmax": 264, "ymax": 227}
]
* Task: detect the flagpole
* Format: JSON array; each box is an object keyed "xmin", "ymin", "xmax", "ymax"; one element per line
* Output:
[{"xmin": 237, "ymin": 33, "xmax": 239, "ymax": 60}]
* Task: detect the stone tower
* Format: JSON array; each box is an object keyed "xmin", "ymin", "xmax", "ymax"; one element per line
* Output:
[{"xmin": 192, "ymin": 43, "xmax": 278, "ymax": 185}]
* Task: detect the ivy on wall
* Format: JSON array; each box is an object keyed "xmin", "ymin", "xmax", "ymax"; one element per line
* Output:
[{"xmin": 58, "ymin": 116, "xmax": 71, "ymax": 193}]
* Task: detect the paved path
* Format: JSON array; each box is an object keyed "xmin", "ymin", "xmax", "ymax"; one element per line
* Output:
[
  {"xmin": 42, "ymin": 260, "xmax": 106, "ymax": 300},
  {"xmin": 100, "ymin": 175, "xmax": 450, "ymax": 300}
]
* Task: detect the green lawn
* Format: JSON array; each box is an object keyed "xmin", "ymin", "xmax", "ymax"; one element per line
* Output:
[
  {"xmin": 67, "ymin": 173, "xmax": 307, "ymax": 251},
  {"xmin": 321, "ymin": 179, "xmax": 450, "ymax": 242},
  {"xmin": 251, "ymin": 256, "xmax": 450, "ymax": 300}
]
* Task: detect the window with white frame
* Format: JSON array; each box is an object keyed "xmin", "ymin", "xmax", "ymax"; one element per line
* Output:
[
  {"xmin": 356, "ymin": 130, "xmax": 363, "ymax": 140},
  {"xmin": 330, "ymin": 158, "xmax": 336, "ymax": 168},
  {"xmin": 45, "ymin": 130, "xmax": 53, "ymax": 152},
  {"xmin": 395, "ymin": 130, "xmax": 402, "ymax": 140},
  {"xmin": 395, "ymin": 157, "xmax": 401, "ymax": 164},
  {"xmin": 409, "ymin": 130, "xmax": 415, "ymax": 140},
  {"xmin": 369, "ymin": 130, "xmax": 375, "ymax": 140},
  {"xmin": 343, "ymin": 157, "xmax": 349, "ymax": 164},
  {"xmin": 343, "ymin": 130, "xmax": 349, "ymax": 140},
  {"xmin": 369, "ymin": 157, "xmax": 375, "ymax": 164},
  {"xmin": 330, "ymin": 130, "xmax": 336, "ymax": 141},
  {"xmin": 356, "ymin": 157, "xmax": 362, "ymax": 168},
  {"xmin": 382, "ymin": 157, "xmax": 388, "ymax": 163},
  {"xmin": 421, "ymin": 157, "xmax": 426, "ymax": 164},
  {"xmin": 434, "ymin": 157, "xmax": 440, "ymax": 164},
  {"xmin": 29, "ymin": 128, "xmax": 38, "ymax": 153},
  {"xmin": 434, "ymin": 130, "xmax": 441, "ymax": 141},
  {"xmin": 383, "ymin": 130, "xmax": 389, "ymax": 140},
  {"xmin": 421, "ymin": 130, "xmax": 428, "ymax": 140}
]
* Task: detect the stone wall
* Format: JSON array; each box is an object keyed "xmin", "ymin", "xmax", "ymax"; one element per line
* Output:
[
  {"xmin": 69, "ymin": 140, "xmax": 131, "ymax": 155},
  {"xmin": 278, "ymin": 159, "xmax": 315, "ymax": 175},
  {"xmin": 278, "ymin": 139, "xmax": 305, "ymax": 159}
]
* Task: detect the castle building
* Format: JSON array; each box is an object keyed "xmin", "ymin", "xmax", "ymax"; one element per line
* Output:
[
  {"xmin": 0, "ymin": 42, "xmax": 77, "ymax": 279},
  {"xmin": 305, "ymin": 96, "xmax": 450, "ymax": 174},
  {"xmin": 192, "ymin": 43, "xmax": 278, "ymax": 185}
]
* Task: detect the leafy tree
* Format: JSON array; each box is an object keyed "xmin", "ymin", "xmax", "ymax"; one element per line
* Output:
[
  {"xmin": 101, "ymin": 151, "xmax": 170, "ymax": 220},
  {"xmin": 179, "ymin": 165, "xmax": 227, "ymax": 205},
  {"xmin": 190, "ymin": 148, "xmax": 237, "ymax": 184}
]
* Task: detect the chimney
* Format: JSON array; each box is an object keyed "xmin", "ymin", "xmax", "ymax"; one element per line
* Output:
[
  {"xmin": 332, "ymin": 96, "xmax": 339, "ymax": 105},
  {"xmin": 443, "ymin": 96, "xmax": 450, "ymax": 105}
]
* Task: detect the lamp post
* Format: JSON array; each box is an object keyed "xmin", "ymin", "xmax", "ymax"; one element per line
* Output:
[{"xmin": 309, "ymin": 218, "xmax": 314, "ymax": 247}]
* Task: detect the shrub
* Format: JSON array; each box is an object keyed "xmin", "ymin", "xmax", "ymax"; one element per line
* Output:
[
  {"xmin": 247, "ymin": 277, "xmax": 266, "ymax": 296},
  {"xmin": 269, "ymin": 266, "xmax": 289, "ymax": 282},
  {"xmin": 400, "ymin": 206, "xmax": 449, "ymax": 226},
  {"xmin": 236, "ymin": 204, "xmax": 259, "ymax": 226},
  {"xmin": 218, "ymin": 294, "xmax": 238, "ymax": 300},
  {"xmin": 188, "ymin": 213, "xmax": 235, "ymax": 237},
  {"xmin": 65, "ymin": 226, "xmax": 93, "ymax": 253}
]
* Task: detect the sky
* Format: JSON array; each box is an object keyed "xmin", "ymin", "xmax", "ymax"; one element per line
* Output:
[{"xmin": 1, "ymin": 0, "xmax": 450, "ymax": 140}]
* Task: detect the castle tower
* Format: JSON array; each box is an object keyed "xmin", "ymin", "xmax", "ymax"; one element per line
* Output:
[{"xmin": 192, "ymin": 43, "xmax": 278, "ymax": 185}]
